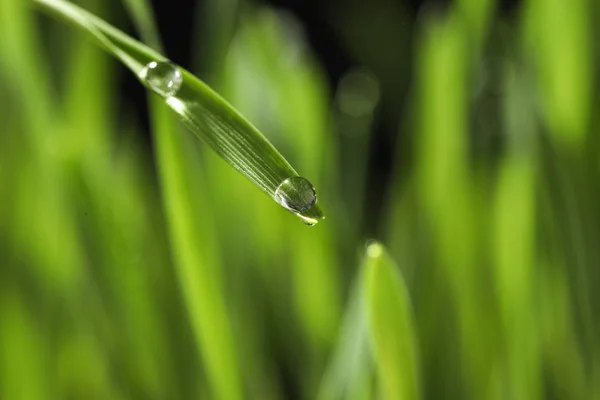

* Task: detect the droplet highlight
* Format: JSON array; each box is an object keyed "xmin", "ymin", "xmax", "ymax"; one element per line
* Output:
[
  {"xmin": 139, "ymin": 61, "xmax": 182, "ymax": 97},
  {"xmin": 274, "ymin": 176, "xmax": 317, "ymax": 214}
]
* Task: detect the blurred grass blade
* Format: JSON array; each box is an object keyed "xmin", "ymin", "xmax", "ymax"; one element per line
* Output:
[
  {"xmin": 0, "ymin": 290, "xmax": 48, "ymax": 400},
  {"xmin": 33, "ymin": 0, "xmax": 324, "ymax": 224},
  {"xmin": 318, "ymin": 277, "xmax": 371, "ymax": 400},
  {"xmin": 363, "ymin": 242, "xmax": 420, "ymax": 400},
  {"xmin": 121, "ymin": 0, "xmax": 162, "ymax": 49},
  {"xmin": 121, "ymin": 0, "xmax": 245, "ymax": 398},
  {"xmin": 192, "ymin": 0, "xmax": 239, "ymax": 81},
  {"xmin": 492, "ymin": 155, "xmax": 540, "ymax": 399},
  {"xmin": 457, "ymin": 0, "xmax": 494, "ymax": 47},
  {"xmin": 153, "ymin": 109, "xmax": 244, "ymax": 400},
  {"xmin": 524, "ymin": 0, "xmax": 591, "ymax": 149}
]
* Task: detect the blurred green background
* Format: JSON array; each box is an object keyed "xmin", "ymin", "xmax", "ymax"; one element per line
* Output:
[{"xmin": 1, "ymin": 0, "xmax": 600, "ymax": 398}]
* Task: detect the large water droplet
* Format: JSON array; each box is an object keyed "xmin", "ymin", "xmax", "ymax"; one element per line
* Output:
[
  {"xmin": 274, "ymin": 176, "xmax": 317, "ymax": 214},
  {"xmin": 139, "ymin": 61, "xmax": 182, "ymax": 97}
]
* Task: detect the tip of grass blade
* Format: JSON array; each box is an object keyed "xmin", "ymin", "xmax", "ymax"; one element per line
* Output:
[
  {"xmin": 366, "ymin": 241, "xmax": 384, "ymax": 258},
  {"xmin": 362, "ymin": 241, "xmax": 420, "ymax": 400}
]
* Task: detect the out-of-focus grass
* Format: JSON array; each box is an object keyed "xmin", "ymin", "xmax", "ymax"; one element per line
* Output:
[
  {"xmin": 122, "ymin": 0, "xmax": 245, "ymax": 397},
  {"xmin": 1, "ymin": 0, "xmax": 599, "ymax": 398},
  {"xmin": 363, "ymin": 243, "xmax": 419, "ymax": 400}
]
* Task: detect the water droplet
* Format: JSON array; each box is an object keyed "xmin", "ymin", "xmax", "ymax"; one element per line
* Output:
[
  {"xmin": 274, "ymin": 176, "xmax": 317, "ymax": 214},
  {"xmin": 139, "ymin": 61, "xmax": 182, "ymax": 97}
]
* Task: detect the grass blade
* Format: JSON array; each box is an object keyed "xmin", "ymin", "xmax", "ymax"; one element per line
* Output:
[
  {"xmin": 121, "ymin": 0, "xmax": 245, "ymax": 398},
  {"xmin": 492, "ymin": 155, "xmax": 540, "ymax": 399},
  {"xmin": 318, "ymin": 277, "xmax": 371, "ymax": 400},
  {"xmin": 121, "ymin": 0, "xmax": 162, "ymax": 50},
  {"xmin": 524, "ymin": 0, "xmax": 592, "ymax": 149},
  {"xmin": 33, "ymin": 0, "xmax": 325, "ymax": 224},
  {"xmin": 363, "ymin": 242, "xmax": 420, "ymax": 400},
  {"xmin": 153, "ymin": 109, "xmax": 244, "ymax": 400},
  {"xmin": 0, "ymin": 291, "xmax": 48, "ymax": 400}
]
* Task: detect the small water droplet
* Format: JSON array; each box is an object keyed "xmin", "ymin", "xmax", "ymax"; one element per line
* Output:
[
  {"xmin": 274, "ymin": 176, "xmax": 317, "ymax": 214},
  {"xmin": 139, "ymin": 61, "xmax": 182, "ymax": 97}
]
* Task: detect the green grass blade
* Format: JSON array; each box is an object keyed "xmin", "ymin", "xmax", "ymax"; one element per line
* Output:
[
  {"xmin": 495, "ymin": 58, "xmax": 541, "ymax": 399},
  {"xmin": 121, "ymin": 0, "xmax": 245, "ymax": 397},
  {"xmin": 33, "ymin": 0, "xmax": 324, "ymax": 224},
  {"xmin": 492, "ymin": 155, "xmax": 540, "ymax": 399},
  {"xmin": 1, "ymin": 0, "xmax": 84, "ymax": 293},
  {"xmin": 0, "ymin": 291, "xmax": 48, "ymax": 400},
  {"xmin": 363, "ymin": 242, "xmax": 420, "ymax": 400},
  {"xmin": 152, "ymin": 106, "xmax": 245, "ymax": 400},
  {"xmin": 121, "ymin": 0, "xmax": 162, "ymax": 50},
  {"xmin": 318, "ymin": 277, "xmax": 371, "ymax": 400},
  {"xmin": 192, "ymin": 0, "xmax": 238, "ymax": 81},
  {"xmin": 524, "ymin": 0, "xmax": 592, "ymax": 150}
]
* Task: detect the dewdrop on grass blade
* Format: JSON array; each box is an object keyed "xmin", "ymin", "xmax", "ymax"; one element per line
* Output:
[
  {"xmin": 139, "ymin": 61, "xmax": 182, "ymax": 97},
  {"xmin": 274, "ymin": 176, "xmax": 317, "ymax": 213},
  {"xmin": 275, "ymin": 176, "xmax": 321, "ymax": 225}
]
